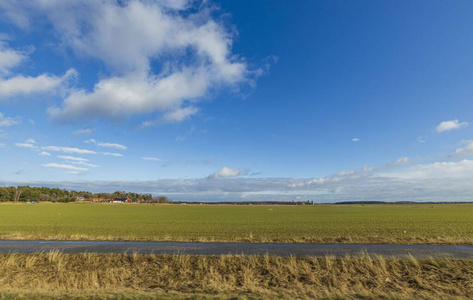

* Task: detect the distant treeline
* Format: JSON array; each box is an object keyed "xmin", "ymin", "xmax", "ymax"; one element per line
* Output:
[
  {"xmin": 178, "ymin": 200, "xmax": 315, "ymax": 205},
  {"xmin": 0, "ymin": 186, "xmax": 170, "ymax": 203}
]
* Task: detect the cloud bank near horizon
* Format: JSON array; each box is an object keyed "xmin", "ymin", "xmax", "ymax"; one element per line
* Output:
[{"xmin": 3, "ymin": 158, "xmax": 473, "ymax": 203}]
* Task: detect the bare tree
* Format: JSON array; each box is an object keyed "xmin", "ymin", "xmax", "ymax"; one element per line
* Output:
[{"xmin": 14, "ymin": 187, "xmax": 22, "ymax": 202}]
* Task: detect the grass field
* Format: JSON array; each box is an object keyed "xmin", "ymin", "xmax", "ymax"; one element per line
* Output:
[
  {"xmin": 1, "ymin": 252, "xmax": 472, "ymax": 299},
  {"xmin": 1, "ymin": 202, "xmax": 473, "ymax": 244}
]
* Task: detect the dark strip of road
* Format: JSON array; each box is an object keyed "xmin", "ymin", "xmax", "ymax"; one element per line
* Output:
[{"xmin": 0, "ymin": 240, "xmax": 472, "ymax": 258}]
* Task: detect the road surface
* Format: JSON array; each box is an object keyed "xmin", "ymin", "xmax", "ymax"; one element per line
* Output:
[{"xmin": 0, "ymin": 240, "xmax": 473, "ymax": 258}]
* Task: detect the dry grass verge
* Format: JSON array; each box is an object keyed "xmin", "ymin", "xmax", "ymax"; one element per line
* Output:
[
  {"xmin": 2, "ymin": 233, "xmax": 473, "ymax": 245},
  {"xmin": 1, "ymin": 252, "xmax": 473, "ymax": 299}
]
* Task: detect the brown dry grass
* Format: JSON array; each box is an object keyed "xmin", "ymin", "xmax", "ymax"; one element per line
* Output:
[
  {"xmin": 1, "ymin": 252, "xmax": 473, "ymax": 299},
  {"xmin": 2, "ymin": 233, "xmax": 473, "ymax": 246}
]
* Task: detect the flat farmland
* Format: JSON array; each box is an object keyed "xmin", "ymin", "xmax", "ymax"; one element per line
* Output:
[{"xmin": 1, "ymin": 203, "xmax": 473, "ymax": 244}]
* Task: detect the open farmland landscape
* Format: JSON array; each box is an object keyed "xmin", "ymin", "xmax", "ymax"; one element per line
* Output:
[
  {"xmin": 1, "ymin": 203, "xmax": 473, "ymax": 244},
  {"xmin": 2, "ymin": 0, "xmax": 473, "ymax": 299}
]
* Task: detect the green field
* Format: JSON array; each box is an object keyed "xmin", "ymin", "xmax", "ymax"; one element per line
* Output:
[{"xmin": 1, "ymin": 203, "xmax": 473, "ymax": 244}]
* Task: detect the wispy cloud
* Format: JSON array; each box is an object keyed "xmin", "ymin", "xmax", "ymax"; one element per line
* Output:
[
  {"xmin": 86, "ymin": 139, "xmax": 127, "ymax": 150},
  {"xmin": 0, "ymin": 112, "xmax": 21, "ymax": 127},
  {"xmin": 436, "ymin": 119, "xmax": 468, "ymax": 133},
  {"xmin": 65, "ymin": 171, "xmax": 81, "ymax": 175},
  {"xmin": 42, "ymin": 146, "xmax": 96, "ymax": 155},
  {"xmin": 74, "ymin": 128, "xmax": 95, "ymax": 136},
  {"xmin": 102, "ymin": 152, "xmax": 123, "ymax": 157},
  {"xmin": 14, "ymin": 142, "xmax": 36, "ymax": 148},
  {"xmin": 141, "ymin": 157, "xmax": 167, "ymax": 162},
  {"xmin": 58, "ymin": 155, "xmax": 88, "ymax": 162},
  {"xmin": 352, "ymin": 138, "xmax": 360, "ymax": 142},
  {"xmin": 73, "ymin": 161, "xmax": 99, "ymax": 168},
  {"xmin": 43, "ymin": 163, "xmax": 87, "ymax": 171},
  {"xmin": 39, "ymin": 151, "xmax": 50, "ymax": 156}
]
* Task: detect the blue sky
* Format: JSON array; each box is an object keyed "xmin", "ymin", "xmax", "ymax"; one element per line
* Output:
[{"xmin": 1, "ymin": 0, "xmax": 473, "ymax": 202}]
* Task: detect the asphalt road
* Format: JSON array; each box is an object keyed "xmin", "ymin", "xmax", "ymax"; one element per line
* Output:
[{"xmin": 1, "ymin": 240, "xmax": 473, "ymax": 258}]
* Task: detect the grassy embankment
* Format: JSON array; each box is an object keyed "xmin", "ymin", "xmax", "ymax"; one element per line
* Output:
[
  {"xmin": 1, "ymin": 252, "xmax": 473, "ymax": 299},
  {"xmin": 1, "ymin": 202, "xmax": 473, "ymax": 244}
]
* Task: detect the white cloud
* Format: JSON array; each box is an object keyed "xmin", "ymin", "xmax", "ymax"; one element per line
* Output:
[
  {"xmin": 42, "ymin": 146, "xmax": 96, "ymax": 155},
  {"xmin": 74, "ymin": 128, "xmax": 95, "ymax": 136},
  {"xmin": 0, "ymin": 69, "xmax": 77, "ymax": 100},
  {"xmin": 58, "ymin": 155, "xmax": 88, "ymax": 162},
  {"xmin": 141, "ymin": 106, "xmax": 199, "ymax": 127},
  {"xmin": 291, "ymin": 157, "xmax": 411, "ymax": 188},
  {"xmin": 102, "ymin": 152, "xmax": 123, "ymax": 157},
  {"xmin": 436, "ymin": 119, "xmax": 468, "ymax": 133},
  {"xmin": 417, "ymin": 135, "xmax": 427, "ymax": 143},
  {"xmin": 73, "ymin": 161, "xmax": 99, "ymax": 168},
  {"xmin": 352, "ymin": 138, "xmax": 359, "ymax": 142},
  {"xmin": 65, "ymin": 171, "xmax": 80, "ymax": 175},
  {"xmin": 378, "ymin": 159, "xmax": 473, "ymax": 180},
  {"xmin": 141, "ymin": 157, "xmax": 167, "ymax": 162},
  {"xmin": 0, "ymin": 112, "xmax": 21, "ymax": 127},
  {"xmin": 86, "ymin": 139, "xmax": 127, "ymax": 150},
  {"xmin": 39, "ymin": 151, "xmax": 50, "ymax": 156},
  {"xmin": 0, "ymin": 40, "xmax": 27, "ymax": 74},
  {"xmin": 6, "ymin": 160, "xmax": 473, "ymax": 202},
  {"xmin": 207, "ymin": 166, "xmax": 247, "ymax": 179},
  {"xmin": 25, "ymin": 138, "xmax": 36, "ymax": 144},
  {"xmin": 0, "ymin": 1, "xmax": 255, "ymax": 122},
  {"xmin": 14, "ymin": 142, "xmax": 36, "ymax": 148},
  {"xmin": 0, "ymin": 143, "xmax": 5, "ymax": 147},
  {"xmin": 387, "ymin": 156, "xmax": 410, "ymax": 167},
  {"xmin": 452, "ymin": 141, "xmax": 473, "ymax": 157},
  {"xmin": 43, "ymin": 163, "xmax": 87, "ymax": 171}
]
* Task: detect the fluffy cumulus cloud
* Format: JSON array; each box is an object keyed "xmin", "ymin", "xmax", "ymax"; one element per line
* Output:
[
  {"xmin": 0, "ymin": 0, "xmax": 257, "ymax": 123},
  {"xmin": 207, "ymin": 166, "xmax": 247, "ymax": 179},
  {"xmin": 436, "ymin": 119, "xmax": 468, "ymax": 133},
  {"xmin": 0, "ymin": 37, "xmax": 76, "ymax": 100},
  {"xmin": 0, "ymin": 69, "xmax": 77, "ymax": 100},
  {"xmin": 0, "ymin": 39, "xmax": 27, "ymax": 75}
]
